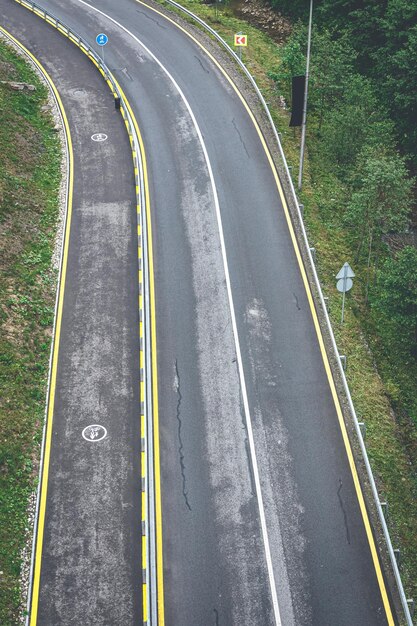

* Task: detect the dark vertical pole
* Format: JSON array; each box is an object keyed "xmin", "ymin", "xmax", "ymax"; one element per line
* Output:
[{"xmin": 298, "ymin": 0, "xmax": 313, "ymax": 190}]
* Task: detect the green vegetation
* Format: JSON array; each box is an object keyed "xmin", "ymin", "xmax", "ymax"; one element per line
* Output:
[
  {"xmin": 376, "ymin": 247, "xmax": 417, "ymax": 351},
  {"xmin": 0, "ymin": 40, "xmax": 61, "ymax": 624},
  {"xmin": 269, "ymin": 0, "xmax": 417, "ymax": 165},
  {"xmin": 160, "ymin": 0, "xmax": 417, "ymax": 606}
]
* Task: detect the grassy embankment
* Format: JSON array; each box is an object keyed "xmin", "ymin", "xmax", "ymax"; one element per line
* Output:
[
  {"xmin": 0, "ymin": 39, "xmax": 61, "ymax": 624},
  {"xmin": 159, "ymin": 0, "xmax": 417, "ymax": 603}
]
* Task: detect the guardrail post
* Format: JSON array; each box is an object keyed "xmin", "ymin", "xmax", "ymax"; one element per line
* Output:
[
  {"xmin": 407, "ymin": 599, "xmax": 415, "ymax": 617},
  {"xmin": 358, "ymin": 421, "xmax": 366, "ymax": 440},
  {"xmin": 309, "ymin": 246, "xmax": 316, "ymax": 263},
  {"xmin": 394, "ymin": 549, "xmax": 401, "ymax": 568},
  {"xmin": 380, "ymin": 501, "xmax": 389, "ymax": 519},
  {"xmin": 299, "ymin": 203, "xmax": 304, "ymax": 217},
  {"xmin": 323, "ymin": 296, "xmax": 329, "ymax": 312},
  {"xmin": 340, "ymin": 354, "xmax": 347, "ymax": 371}
]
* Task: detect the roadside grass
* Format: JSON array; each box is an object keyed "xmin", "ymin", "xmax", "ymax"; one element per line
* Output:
[
  {"xmin": 159, "ymin": 0, "xmax": 417, "ymax": 602},
  {"xmin": 0, "ymin": 40, "xmax": 61, "ymax": 624}
]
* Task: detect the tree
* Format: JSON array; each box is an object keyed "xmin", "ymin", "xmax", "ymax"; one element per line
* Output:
[
  {"xmin": 269, "ymin": 25, "xmax": 358, "ymax": 129},
  {"xmin": 375, "ymin": 246, "xmax": 417, "ymax": 353},
  {"xmin": 319, "ymin": 73, "xmax": 395, "ymax": 175},
  {"xmin": 267, "ymin": 23, "xmax": 305, "ymax": 101},
  {"xmin": 270, "ymin": 0, "xmax": 417, "ymax": 164},
  {"xmin": 318, "ymin": 0, "xmax": 387, "ymax": 70},
  {"xmin": 319, "ymin": 75, "xmax": 374, "ymax": 171},
  {"xmin": 309, "ymin": 30, "xmax": 357, "ymax": 123},
  {"xmin": 344, "ymin": 149, "xmax": 413, "ymax": 297},
  {"xmin": 269, "ymin": 0, "xmax": 310, "ymax": 18},
  {"xmin": 378, "ymin": 24, "xmax": 417, "ymax": 164}
]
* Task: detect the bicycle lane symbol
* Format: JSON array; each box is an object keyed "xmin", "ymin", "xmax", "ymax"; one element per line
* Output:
[{"xmin": 82, "ymin": 424, "xmax": 108, "ymax": 442}]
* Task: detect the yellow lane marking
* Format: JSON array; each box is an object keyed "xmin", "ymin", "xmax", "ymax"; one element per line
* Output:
[
  {"xmin": 142, "ymin": 583, "xmax": 148, "ymax": 623},
  {"xmin": 0, "ymin": 26, "xmax": 74, "ymax": 626},
  {"xmin": 141, "ymin": 451, "xmax": 146, "ymax": 482},
  {"xmin": 134, "ymin": 1, "xmax": 394, "ymax": 621},
  {"xmin": 110, "ymin": 81, "xmax": 166, "ymax": 626},
  {"xmin": 142, "ymin": 490, "xmax": 147, "ymax": 517},
  {"xmin": 8, "ymin": 4, "xmax": 154, "ymax": 623},
  {"xmin": 77, "ymin": 46, "xmax": 162, "ymax": 618}
]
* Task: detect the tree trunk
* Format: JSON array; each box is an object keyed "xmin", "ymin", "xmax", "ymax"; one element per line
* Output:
[
  {"xmin": 319, "ymin": 92, "xmax": 325, "ymax": 132},
  {"xmin": 373, "ymin": 247, "xmax": 380, "ymax": 287},
  {"xmin": 355, "ymin": 234, "xmax": 365, "ymax": 262}
]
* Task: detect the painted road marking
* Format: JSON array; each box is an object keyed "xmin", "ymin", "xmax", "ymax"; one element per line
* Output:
[
  {"xmin": 10, "ymin": 0, "xmax": 393, "ymax": 623},
  {"xmin": 72, "ymin": 2, "xmax": 283, "ymax": 624},
  {"xmin": 81, "ymin": 0, "xmax": 394, "ymax": 622},
  {"xmin": 82, "ymin": 425, "xmax": 108, "ymax": 442},
  {"xmin": 91, "ymin": 132, "xmax": 108, "ymax": 141},
  {"xmin": 6, "ymin": 6, "xmax": 151, "ymax": 625},
  {"xmin": 131, "ymin": 2, "xmax": 395, "ymax": 623}
]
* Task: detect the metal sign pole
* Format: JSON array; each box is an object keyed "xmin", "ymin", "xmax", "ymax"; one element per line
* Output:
[
  {"xmin": 96, "ymin": 33, "xmax": 108, "ymax": 67},
  {"xmin": 341, "ymin": 265, "xmax": 347, "ymax": 323},
  {"xmin": 336, "ymin": 262, "xmax": 355, "ymax": 324},
  {"xmin": 298, "ymin": 0, "xmax": 313, "ymax": 191}
]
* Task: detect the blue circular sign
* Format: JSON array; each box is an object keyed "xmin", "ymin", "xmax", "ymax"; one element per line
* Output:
[{"xmin": 96, "ymin": 33, "xmax": 108, "ymax": 46}]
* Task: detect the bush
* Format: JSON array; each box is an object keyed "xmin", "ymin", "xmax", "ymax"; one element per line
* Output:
[{"xmin": 374, "ymin": 246, "xmax": 417, "ymax": 354}]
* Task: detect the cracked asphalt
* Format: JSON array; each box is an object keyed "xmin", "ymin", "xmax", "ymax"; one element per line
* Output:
[
  {"xmin": 2, "ymin": 0, "xmax": 396, "ymax": 624},
  {"xmin": 174, "ymin": 360, "xmax": 191, "ymax": 513}
]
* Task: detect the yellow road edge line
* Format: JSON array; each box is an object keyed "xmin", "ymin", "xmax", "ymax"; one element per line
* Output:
[
  {"xmin": 8, "ymin": 3, "xmax": 159, "ymax": 623},
  {"xmin": 135, "ymin": 0, "xmax": 394, "ymax": 621},
  {"xmin": 0, "ymin": 25, "xmax": 75, "ymax": 626},
  {"xmin": 142, "ymin": 583, "xmax": 148, "ymax": 623},
  {"xmin": 112, "ymin": 81, "xmax": 166, "ymax": 626}
]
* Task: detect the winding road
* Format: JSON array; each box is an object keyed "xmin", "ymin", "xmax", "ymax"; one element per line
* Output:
[{"xmin": 1, "ymin": 0, "xmax": 396, "ymax": 624}]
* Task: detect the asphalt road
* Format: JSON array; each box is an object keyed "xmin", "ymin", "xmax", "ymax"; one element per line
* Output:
[
  {"xmin": 1, "ymin": 3, "xmax": 142, "ymax": 624},
  {"xmin": 3, "ymin": 0, "xmax": 396, "ymax": 624}
]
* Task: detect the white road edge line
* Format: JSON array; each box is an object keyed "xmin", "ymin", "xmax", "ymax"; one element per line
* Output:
[{"xmin": 74, "ymin": 1, "xmax": 283, "ymax": 624}]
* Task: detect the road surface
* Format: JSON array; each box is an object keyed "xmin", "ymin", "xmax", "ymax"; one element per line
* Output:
[
  {"xmin": 1, "ymin": 4, "xmax": 142, "ymax": 623},
  {"xmin": 2, "ymin": 0, "xmax": 396, "ymax": 624}
]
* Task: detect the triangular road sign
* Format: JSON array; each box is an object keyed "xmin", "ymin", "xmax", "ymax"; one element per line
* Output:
[{"xmin": 336, "ymin": 262, "xmax": 355, "ymax": 280}]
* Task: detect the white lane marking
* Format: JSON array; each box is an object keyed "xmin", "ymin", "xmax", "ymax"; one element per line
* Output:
[
  {"xmin": 82, "ymin": 424, "xmax": 107, "ymax": 441},
  {"xmin": 91, "ymin": 132, "xmax": 108, "ymax": 141},
  {"xmin": 74, "ymin": 2, "xmax": 283, "ymax": 623}
]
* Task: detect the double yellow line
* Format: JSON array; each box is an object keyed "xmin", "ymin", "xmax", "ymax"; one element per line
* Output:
[{"xmin": 115, "ymin": 84, "xmax": 165, "ymax": 625}]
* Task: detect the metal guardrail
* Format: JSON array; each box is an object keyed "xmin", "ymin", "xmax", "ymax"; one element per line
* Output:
[
  {"xmin": 159, "ymin": 1, "xmax": 414, "ymax": 623},
  {"xmin": 11, "ymin": 0, "xmax": 156, "ymax": 623},
  {"xmin": 11, "ymin": 0, "xmax": 414, "ymax": 622}
]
